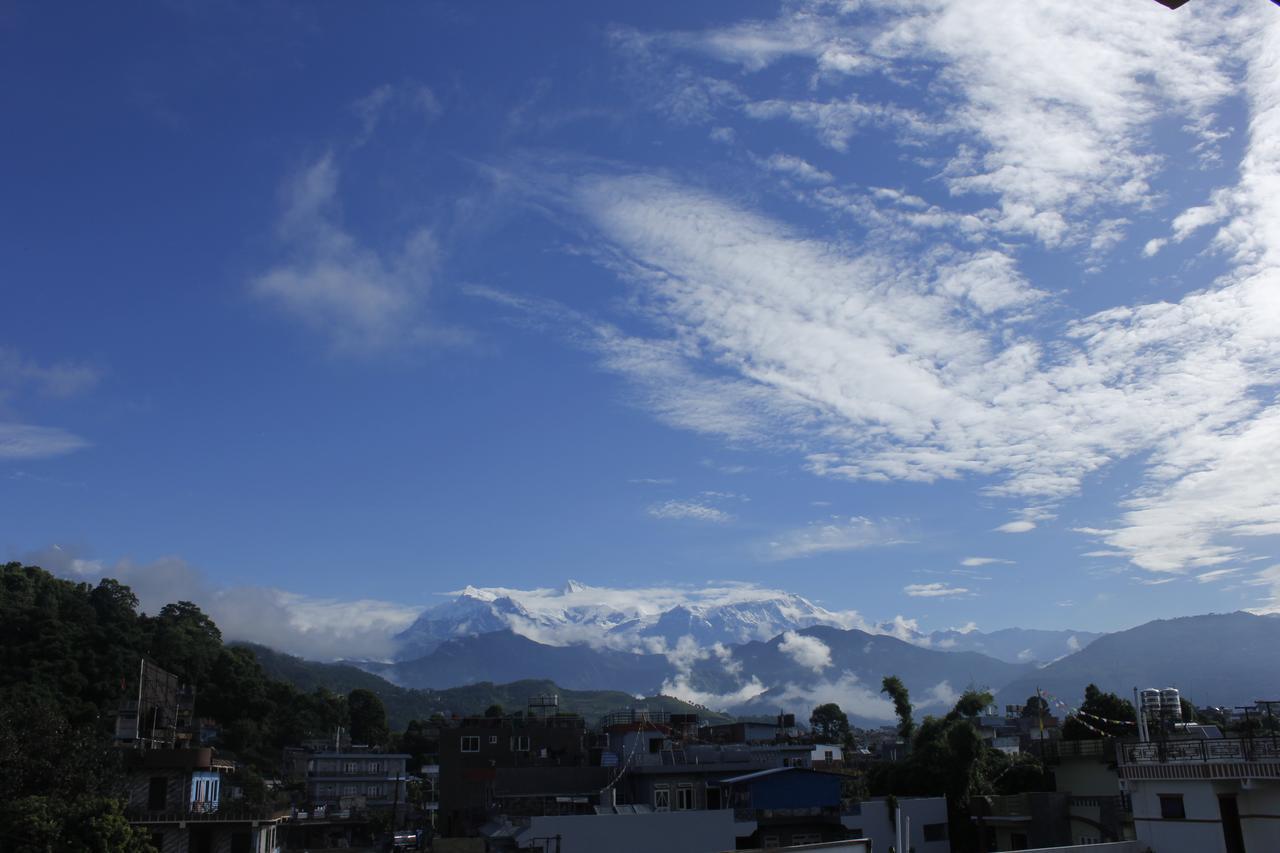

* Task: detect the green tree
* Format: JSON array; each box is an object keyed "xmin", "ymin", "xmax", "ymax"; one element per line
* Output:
[
  {"xmin": 880, "ymin": 676, "xmax": 914, "ymax": 741},
  {"xmin": 809, "ymin": 703, "xmax": 850, "ymax": 742},
  {"xmin": 1021, "ymin": 694, "xmax": 1049, "ymax": 719},
  {"xmin": 1062, "ymin": 684, "xmax": 1135, "ymax": 740},
  {"xmin": 0, "ymin": 693, "xmax": 154, "ymax": 853},
  {"xmin": 483, "ymin": 703, "xmax": 504, "ymax": 718},
  {"xmin": 146, "ymin": 601, "xmax": 223, "ymax": 687},
  {"xmin": 348, "ymin": 689, "xmax": 390, "ymax": 746},
  {"xmin": 401, "ymin": 719, "xmax": 440, "ymax": 771}
]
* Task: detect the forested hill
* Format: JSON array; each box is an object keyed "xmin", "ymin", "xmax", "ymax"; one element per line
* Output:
[
  {"xmin": 242, "ymin": 643, "xmax": 731, "ymax": 728},
  {"xmin": 0, "ymin": 561, "xmax": 722, "ymax": 739}
]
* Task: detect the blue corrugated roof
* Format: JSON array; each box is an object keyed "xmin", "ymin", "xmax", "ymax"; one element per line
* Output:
[{"xmin": 720, "ymin": 766, "xmax": 809, "ymax": 784}]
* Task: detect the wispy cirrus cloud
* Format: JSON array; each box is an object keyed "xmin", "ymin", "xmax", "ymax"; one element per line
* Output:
[
  {"xmin": 647, "ymin": 499, "xmax": 732, "ymax": 523},
  {"xmin": 471, "ymin": 2, "xmax": 1280, "ymax": 600},
  {"xmin": 0, "ymin": 348, "xmax": 99, "ymax": 461},
  {"xmin": 648, "ymin": 0, "xmax": 1235, "ymax": 246},
  {"xmin": 0, "ymin": 348, "xmax": 101, "ymax": 400},
  {"xmin": 0, "ymin": 424, "xmax": 90, "ymax": 460},
  {"xmin": 764, "ymin": 516, "xmax": 905, "ymax": 561},
  {"xmin": 904, "ymin": 583, "xmax": 971, "ymax": 599},
  {"xmin": 961, "ymin": 557, "xmax": 1012, "ymax": 567}
]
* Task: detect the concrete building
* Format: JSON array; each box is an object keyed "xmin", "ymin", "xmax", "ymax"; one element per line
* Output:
[
  {"xmin": 516, "ymin": 808, "xmax": 742, "ymax": 853},
  {"xmin": 300, "ymin": 749, "xmax": 411, "ymax": 813},
  {"xmin": 842, "ymin": 796, "xmax": 951, "ymax": 853},
  {"xmin": 121, "ymin": 747, "xmax": 286, "ymax": 853},
  {"xmin": 437, "ymin": 707, "xmax": 592, "ymax": 836},
  {"xmin": 1039, "ymin": 739, "xmax": 1135, "ymax": 845},
  {"xmin": 971, "ymin": 792, "xmax": 1073, "ymax": 850},
  {"xmin": 1118, "ymin": 734, "xmax": 1280, "ymax": 853},
  {"xmin": 722, "ymin": 767, "xmax": 852, "ymax": 849}
]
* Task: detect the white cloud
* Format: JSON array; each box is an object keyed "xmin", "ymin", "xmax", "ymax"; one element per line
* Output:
[
  {"xmin": 904, "ymin": 583, "xmax": 970, "ymax": 598},
  {"xmin": 778, "ymin": 630, "xmax": 833, "ymax": 673},
  {"xmin": 647, "ymin": 499, "xmax": 732, "ymax": 523},
  {"xmin": 0, "ymin": 423, "xmax": 90, "ymax": 460},
  {"xmin": 252, "ymin": 154, "xmax": 462, "ymax": 353},
  {"xmin": 1195, "ymin": 568, "xmax": 1239, "ymax": 584},
  {"xmin": 878, "ymin": 615, "xmax": 924, "ymax": 644},
  {"xmin": 996, "ymin": 521, "xmax": 1036, "ymax": 534},
  {"xmin": 920, "ymin": 680, "xmax": 960, "ymax": 710},
  {"xmin": 352, "ymin": 82, "xmax": 442, "ymax": 144},
  {"xmin": 771, "ymin": 671, "xmax": 897, "ymax": 721},
  {"xmin": 465, "ymin": 2, "xmax": 1280, "ymax": 585},
  {"xmin": 1066, "ymin": 635, "xmax": 1081, "ymax": 652},
  {"xmin": 0, "ymin": 348, "xmax": 101, "ymax": 399},
  {"xmin": 1247, "ymin": 565, "xmax": 1280, "ymax": 614},
  {"xmin": 757, "ymin": 152, "xmax": 833, "ymax": 184},
  {"xmin": 764, "ymin": 516, "xmax": 903, "ymax": 560},
  {"xmin": 654, "ymin": 0, "xmax": 1235, "ymax": 245},
  {"xmin": 659, "ymin": 672, "xmax": 768, "ymax": 710},
  {"xmin": 27, "ymin": 546, "xmax": 420, "ymax": 660},
  {"xmin": 961, "ymin": 557, "xmax": 1011, "ymax": 567}
]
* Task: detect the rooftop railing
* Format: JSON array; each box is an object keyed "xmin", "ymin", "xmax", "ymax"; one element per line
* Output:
[{"xmin": 1118, "ymin": 737, "xmax": 1280, "ymax": 765}]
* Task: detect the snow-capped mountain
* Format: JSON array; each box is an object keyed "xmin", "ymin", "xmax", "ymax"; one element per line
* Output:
[{"xmin": 392, "ymin": 580, "xmax": 864, "ymax": 660}]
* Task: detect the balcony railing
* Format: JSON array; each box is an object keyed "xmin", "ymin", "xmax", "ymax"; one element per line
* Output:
[
  {"xmin": 126, "ymin": 804, "xmax": 291, "ymax": 824},
  {"xmin": 1119, "ymin": 737, "xmax": 1280, "ymax": 765}
]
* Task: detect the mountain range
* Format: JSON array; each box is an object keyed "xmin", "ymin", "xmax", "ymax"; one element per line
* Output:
[
  {"xmin": 391, "ymin": 581, "xmax": 1095, "ymax": 665},
  {"xmin": 300, "ymin": 582, "xmax": 1280, "ymax": 726},
  {"xmin": 995, "ymin": 611, "xmax": 1280, "ymax": 710}
]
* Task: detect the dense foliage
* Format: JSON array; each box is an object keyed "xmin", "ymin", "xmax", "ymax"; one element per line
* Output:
[
  {"xmin": 869, "ymin": 677, "xmax": 1051, "ymax": 853},
  {"xmin": 0, "ymin": 694, "xmax": 154, "ymax": 853},
  {"xmin": 1061, "ymin": 684, "xmax": 1136, "ymax": 740},
  {"xmin": 809, "ymin": 702, "xmax": 851, "ymax": 742}
]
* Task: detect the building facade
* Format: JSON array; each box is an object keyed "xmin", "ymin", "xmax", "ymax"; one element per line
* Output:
[{"xmin": 1118, "ymin": 735, "xmax": 1280, "ymax": 853}]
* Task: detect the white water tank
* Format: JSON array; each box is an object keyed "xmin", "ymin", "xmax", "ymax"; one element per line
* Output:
[{"xmin": 1161, "ymin": 688, "xmax": 1183, "ymax": 720}]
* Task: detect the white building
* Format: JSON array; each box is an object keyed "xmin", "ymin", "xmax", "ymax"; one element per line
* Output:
[
  {"xmin": 1118, "ymin": 735, "xmax": 1280, "ymax": 853},
  {"xmin": 841, "ymin": 796, "xmax": 951, "ymax": 853}
]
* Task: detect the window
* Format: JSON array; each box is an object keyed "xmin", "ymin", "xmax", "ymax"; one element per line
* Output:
[
  {"xmin": 368, "ymin": 761, "xmax": 381, "ymax": 773},
  {"xmin": 676, "ymin": 785, "xmax": 694, "ymax": 810},
  {"xmin": 923, "ymin": 823, "xmax": 949, "ymax": 842},
  {"xmin": 1160, "ymin": 794, "xmax": 1186, "ymax": 820},
  {"xmin": 319, "ymin": 784, "xmax": 336, "ymax": 797},
  {"xmin": 489, "ymin": 735, "xmax": 498, "ymax": 745},
  {"xmin": 653, "ymin": 786, "xmax": 670, "ymax": 811},
  {"xmin": 706, "ymin": 788, "xmax": 722, "ymax": 810},
  {"xmin": 761, "ymin": 836, "xmax": 780, "ymax": 848},
  {"xmin": 824, "ymin": 750, "xmax": 834, "ymax": 762},
  {"xmin": 343, "ymin": 761, "xmax": 358, "ymax": 774},
  {"xmin": 148, "ymin": 776, "xmax": 167, "ymax": 811},
  {"xmin": 342, "ymin": 784, "xmax": 358, "ymax": 796},
  {"xmin": 367, "ymin": 784, "xmax": 384, "ymax": 798},
  {"xmin": 461, "ymin": 736, "xmax": 480, "ymax": 752},
  {"xmin": 511, "ymin": 735, "xmax": 530, "ymax": 751},
  {"xmin": 791, "ymin": 833, "xmax": 821, "ymax": 845}
]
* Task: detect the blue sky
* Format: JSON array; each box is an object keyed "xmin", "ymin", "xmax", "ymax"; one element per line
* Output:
[{"xmin": 4, "ymin": 0, "xmax": 1280, "ymax": 657}]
